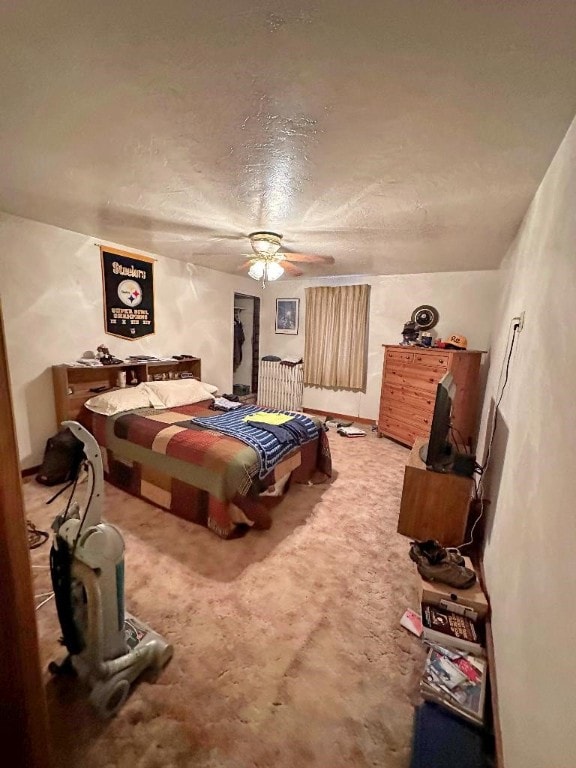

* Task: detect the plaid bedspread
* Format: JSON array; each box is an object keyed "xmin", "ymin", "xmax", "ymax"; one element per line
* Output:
[{"xmin": 87, "ymin": 400, "xmax": 328, "ymax": 502}]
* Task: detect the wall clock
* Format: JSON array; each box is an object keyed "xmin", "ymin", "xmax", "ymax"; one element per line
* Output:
[{"xmin": 411, "ymin": 305, "xmax": 439, "ymax": 330}]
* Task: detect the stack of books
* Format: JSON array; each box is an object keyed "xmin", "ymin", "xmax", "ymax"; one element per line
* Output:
[
  {"xmin": 421, "ymin": 603, "xmax": 485, "ymax": 657},
  {"xmin": 420, "ymin": 646, "xmax": 487, "ymax": 727},
  {"xmin": 401, "ymin": 560, "xmax": 490, "ymax": 728},
  {"xmin": 419, "ymin": 600, "xmax": 487, "ymax": 726}
]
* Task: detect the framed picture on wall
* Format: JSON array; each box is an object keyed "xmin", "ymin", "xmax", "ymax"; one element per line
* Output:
[{"xmin": 275, "ymin": 298, "xmax": 299, "ymax": 335}]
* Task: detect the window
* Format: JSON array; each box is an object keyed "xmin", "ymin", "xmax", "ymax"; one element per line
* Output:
[{"xmin": 303, "ymin": 284, "xmax": 370, "ymax": 390}]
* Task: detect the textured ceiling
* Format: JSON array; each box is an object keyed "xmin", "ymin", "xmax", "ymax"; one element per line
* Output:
[{"xmin": 2, "ymin": 1, "xmax": 576, "ymax": 278}]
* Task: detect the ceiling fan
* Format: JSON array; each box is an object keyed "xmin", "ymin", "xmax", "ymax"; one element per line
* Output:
[{"xmin": 239, "ymin": 231, "xmax": 335, "ymax": 284}]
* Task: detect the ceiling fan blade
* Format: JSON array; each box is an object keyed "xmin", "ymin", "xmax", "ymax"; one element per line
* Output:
[
  {"xmin": 238, "ymin": 260, "xmax": 254, "ymax": 270},
  {"xmin": 283, "ymin": 252, "xmax": 335, "ymax": 264},
  {"xmin": 213, "ymin": 233, "xmax": 251, "ymax": 241},
  {"xmin": 280, "ymin": 260, "xmax": 304, "ymax": 277}
]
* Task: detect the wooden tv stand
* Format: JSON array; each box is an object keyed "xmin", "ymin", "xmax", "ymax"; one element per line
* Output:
[{"xmin": 397, "ymin": 437, "xmax": 474, "ymax": 547}]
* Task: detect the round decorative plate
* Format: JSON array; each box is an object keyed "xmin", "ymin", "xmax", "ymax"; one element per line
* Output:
[{"xmin": 411, "ymin": 304, "xmax": 439, "ymax": 330}]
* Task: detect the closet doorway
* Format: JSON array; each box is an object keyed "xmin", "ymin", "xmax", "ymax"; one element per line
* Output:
[{"xmin": 233, "ymin": 293, "xmax": 260, "ymax": 403}]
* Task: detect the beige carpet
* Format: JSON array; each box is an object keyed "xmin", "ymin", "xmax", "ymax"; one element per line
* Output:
[{"xmin": 26, "ymin": 428, "xmax": 426, "ymax": 768}]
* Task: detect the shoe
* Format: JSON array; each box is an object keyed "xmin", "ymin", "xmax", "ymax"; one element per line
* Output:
[
  {"xmin": 415, "ymin": 559, "xmax": 477, "ymax": 589},
  {"xmin": 409, "ymin": 539, "xmax": 465, "ymax": 567}
]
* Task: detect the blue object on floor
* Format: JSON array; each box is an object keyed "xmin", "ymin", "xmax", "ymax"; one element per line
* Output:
[{"xmin": 410, "ymin": 703, "xmax": 492, "ymax": 768}]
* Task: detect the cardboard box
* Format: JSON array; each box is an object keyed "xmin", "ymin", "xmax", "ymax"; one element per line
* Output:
[{"xmin": 419, "ymin": 557, "xmax": 489, "ymax": 620}]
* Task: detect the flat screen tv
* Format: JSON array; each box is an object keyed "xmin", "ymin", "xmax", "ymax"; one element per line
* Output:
[{"xmin": 419, "ymin": 372, "xmax": 456, "ymax": 471}]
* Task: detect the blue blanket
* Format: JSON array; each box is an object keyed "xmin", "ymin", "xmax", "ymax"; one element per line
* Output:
[{"xmin": 189, "ymin": 406, "xmax": 319, "ymax": 479}]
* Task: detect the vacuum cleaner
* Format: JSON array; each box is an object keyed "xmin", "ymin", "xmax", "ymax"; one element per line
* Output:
[{"xmin": 49, "ymin": 420, "xmax": 173, "ymax": 718}]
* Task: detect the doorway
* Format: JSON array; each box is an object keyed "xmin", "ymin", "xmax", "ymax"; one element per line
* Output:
[{"xmin": 233, "ymin": 293, "xmax": 260, "ymax": 402}]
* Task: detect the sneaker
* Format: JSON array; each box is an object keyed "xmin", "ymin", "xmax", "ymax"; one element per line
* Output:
[
  {"xmin": 409, "ymin": 539, "xmax": 465, "ymax": 567},
  {"xmin": 415, "ymin": 559, "xmax": 477, "ymax": 589}
]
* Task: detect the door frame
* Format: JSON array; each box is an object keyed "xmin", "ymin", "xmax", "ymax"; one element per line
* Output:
[
  {"xmin": 0, "ymin": 300, "xmax": 52, "ymax": 767},
  {"xmin": 233, "ymin": 292, "xmax": 260, "ymax": 395}
]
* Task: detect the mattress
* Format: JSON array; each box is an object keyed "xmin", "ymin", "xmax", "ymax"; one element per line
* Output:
[{"xmin": 81, "ymin": 401, "xmax": 331, "ymax": 538}]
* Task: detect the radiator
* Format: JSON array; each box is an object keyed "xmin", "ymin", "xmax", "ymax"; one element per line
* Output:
[{"xmin": 257, "ymin": 361, "xmax": 304, "ymax": 411}]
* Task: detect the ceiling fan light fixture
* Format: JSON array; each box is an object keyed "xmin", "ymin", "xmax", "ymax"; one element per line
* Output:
[
  {"xmin": 249, "ymin": 231, "xmax": 282, "ymax": 256},
  {"xmin": 247, "ymin": 258, "xmax": 284, "ymax": 282},
  {"xmin": 265, "ymin": 260, "xmax": 284, "ymax": 281},
  {"xmin": 241, "ymin": 230, "xmax": 327, "ymax": 284},
  {"xmin": 248, "ymin": 260, "xmax": 265, "ymax": 280}
]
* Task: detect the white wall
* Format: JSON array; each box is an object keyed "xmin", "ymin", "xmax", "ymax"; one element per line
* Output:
[
  {"xmin": 0, "ymin": 212, "xmax": 256, "ymax": 468},
  {"xmin": 477, "ymin": 117, "xmax": 576, "ymax": 768},
  {"xmin": 260, "ymin": 271, "xmax": 500, "ymax": 420}
]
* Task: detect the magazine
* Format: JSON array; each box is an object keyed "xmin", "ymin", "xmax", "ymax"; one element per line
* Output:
[
  {"xmin": 420, "ymin": 647, "xmax": 487, "ymax": 726},
  {"xmin": 426, "ymin": 649, "xmax": 468, "ymax": 690},
  {"xmin": 400, "ymin": 608, "xmax": 423, "ymax": 637},
  {"xmin": 421, "ymin": 603, "xmax": 485, "ymax": 656}
]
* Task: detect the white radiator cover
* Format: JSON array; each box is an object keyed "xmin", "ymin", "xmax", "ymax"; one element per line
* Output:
[{"xmin": 257, "ymin": 361, "xmax": 304, "ymax": 411}]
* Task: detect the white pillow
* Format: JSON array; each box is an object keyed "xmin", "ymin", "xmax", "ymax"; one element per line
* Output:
[
  {"xmin": 201, "ymin": 381, "xmax": 219, "ymax": 394},
  {"xmin": 84, "ymin": 384, "xmax": 152, "ymax": 416},
  {"xmin": 143, "ymin": 379, "xmax": 216, "ymax": 409}
]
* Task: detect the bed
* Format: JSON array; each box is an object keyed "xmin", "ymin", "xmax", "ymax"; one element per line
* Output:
[{"xmin": 79, "ymin": 388, "xmax": 331, "ymax": 539}]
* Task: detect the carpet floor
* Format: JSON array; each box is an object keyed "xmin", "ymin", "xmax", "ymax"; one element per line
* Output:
[{"xmin": 26, "ymin": 428, "xmax": 425, "ymax": 768}]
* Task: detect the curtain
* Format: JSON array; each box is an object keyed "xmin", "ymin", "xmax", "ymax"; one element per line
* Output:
[{"xmin": 304, "ymin": 284, "xmax": 370, "ymax": 390}]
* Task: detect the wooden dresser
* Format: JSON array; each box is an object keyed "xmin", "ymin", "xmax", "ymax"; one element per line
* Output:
[{"xmin": 378, "ymin": 345, "xmax": 483, "ymax": 449}]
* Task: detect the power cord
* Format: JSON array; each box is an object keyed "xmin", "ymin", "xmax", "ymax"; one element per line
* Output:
[
  {"xmin": 459, "ymin": 320, "xmax": 520, "ymax": 549},
  {"xmin": 32, "ymin": 566, "xmax": 54, "ymax": 610},
  {"xmin": 35, "ymin": 592, "xmax": 55, "ymax": 611},
  {"xmin": 480, "ymin": 322, "xmax": 519, "ymax": 481},
  {"xmin": 71, "ymin": 461, "xmax": 96, "ymax": 555},
  {"xmin": 27, "ymin": 520, "xmax": 49, "ymax": 549},
  {"xmin": 449, "ymin": 425, "xmax": 468, "ymax": 454}
]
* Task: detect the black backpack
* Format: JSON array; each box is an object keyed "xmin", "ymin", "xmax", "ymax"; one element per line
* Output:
[{"xmin": 36, "ymin": 428, "xmax": 84, "ymax": 486}]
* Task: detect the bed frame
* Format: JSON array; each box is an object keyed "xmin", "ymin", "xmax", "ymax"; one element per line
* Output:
[{"xmin": 52, "ymin": 358, "xmax": 201, "ymax": 424}]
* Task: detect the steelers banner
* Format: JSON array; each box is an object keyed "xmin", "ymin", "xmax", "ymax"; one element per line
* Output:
[{"xmin": 100, "ymin": 247, "xmax": 155, "ymax": 340}]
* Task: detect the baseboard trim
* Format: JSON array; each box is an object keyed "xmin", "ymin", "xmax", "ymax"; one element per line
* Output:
[
  {"xmin": 303, "ymin": 407, "xmax": 374, "ymax": 426},
  {"xmin": 22, "ymin": 465, "xmax": 40, "ymax": 478},
  {"xmin": 485, "ymin": 619, "xmax": 504, "ymax": 767},
  {"xmin": 478, "ymin": 563, "xmax": 504, "ymax": 768}
]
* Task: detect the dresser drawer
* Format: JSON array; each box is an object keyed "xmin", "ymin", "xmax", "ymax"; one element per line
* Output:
[
  {"xmin": 385, "ymin": 364, "xmax": 446, "ymax": 393},
  {"xmin": 379, "ymin": 414, "xmax": 429, "ymax": 448},
  {"xmin": 385, "ymin": 349, "xmax": 414, "ymax": 365},
  {"xmin": 412, "ymin": 351, "xmax": 450, "ymax": 369},
  {"xmin": 381, "ymin": 383, "xmax": 435, "ymax": 414},
  {"xmin": 379, "ymin": 399, "xmax": 434, "ymax": 432}
]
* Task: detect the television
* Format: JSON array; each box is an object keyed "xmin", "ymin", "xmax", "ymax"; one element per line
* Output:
[{"xmin": 419, "ymin": 372, "xmax": 456, "ymax": 471}]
